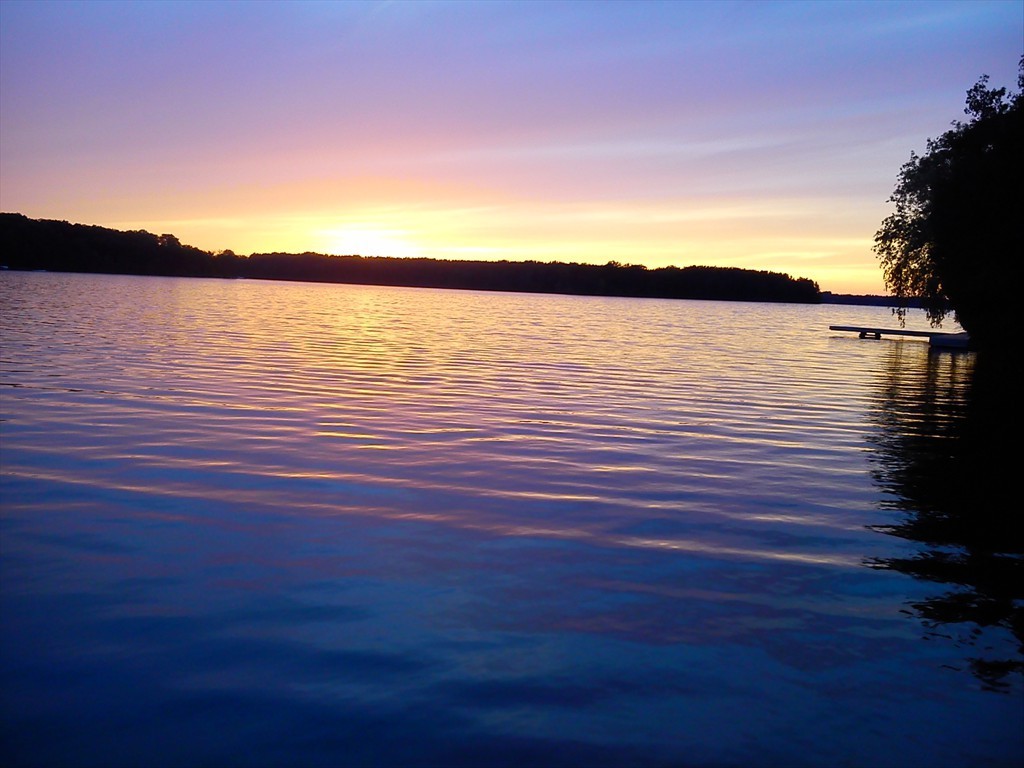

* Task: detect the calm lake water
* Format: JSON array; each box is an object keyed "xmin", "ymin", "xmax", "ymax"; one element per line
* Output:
[{"xmin": 1, "ymin": 271, "xmax": 1020, "ymax": 768}]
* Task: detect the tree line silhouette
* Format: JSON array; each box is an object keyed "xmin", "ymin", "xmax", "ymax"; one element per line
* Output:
[{"xmin": 1, "ymin": 213, "xmax": 821, "ymax": 303}]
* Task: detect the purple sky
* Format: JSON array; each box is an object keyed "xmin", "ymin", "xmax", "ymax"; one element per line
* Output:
[{"xmin": 1, "ymin": 0, "xmax": 1020, "ymax": 293}]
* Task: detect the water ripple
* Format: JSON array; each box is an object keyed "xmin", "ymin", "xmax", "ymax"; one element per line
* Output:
[{"xmin": 2, "ymin": 272, "xmax": 1018, "ymax": 768}]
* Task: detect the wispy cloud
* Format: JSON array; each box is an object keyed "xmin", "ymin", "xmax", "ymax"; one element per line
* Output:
[{"xmin": 1, "ymin": 0, "xmax": 1019, "ymax": 292}]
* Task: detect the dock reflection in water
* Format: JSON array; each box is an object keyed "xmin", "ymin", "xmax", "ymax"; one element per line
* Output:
[{"xmin": 865, "ymin": 347, "xmax": 1023, "ymax": 690}]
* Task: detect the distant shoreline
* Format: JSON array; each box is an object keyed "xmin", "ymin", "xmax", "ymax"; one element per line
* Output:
[
  {"xmin": 819, "ymin": 292, "xmax": 927, "ymax": 309},
  {"xmin": 2, "ymin": 267, "xmax": 909, "ymax": 310},
  {"xmin": 1, "ymin": 212, "xmax": 905, "ymax": 307}
]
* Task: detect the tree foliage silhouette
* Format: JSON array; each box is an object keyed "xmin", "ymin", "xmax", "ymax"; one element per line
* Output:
[{"xmin": 873, "ymin": 58, "xmax": 1023, "ymax": 348}]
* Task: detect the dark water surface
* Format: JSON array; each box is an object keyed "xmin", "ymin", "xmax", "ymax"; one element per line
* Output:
[{"xmin": 1, "ymin": 272, "xmax": 1020, "ymax": 767}]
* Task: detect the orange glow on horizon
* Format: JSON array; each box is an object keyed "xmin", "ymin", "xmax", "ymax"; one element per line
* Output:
[{"xmin": 84, "ymin": 188, "xmax": 890, "ymax": 294}]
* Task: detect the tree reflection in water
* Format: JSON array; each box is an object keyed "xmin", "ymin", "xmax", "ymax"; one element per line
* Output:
[{"xmin": 865, "ymin": 345, "xmax": 1022, "ymax": 691}]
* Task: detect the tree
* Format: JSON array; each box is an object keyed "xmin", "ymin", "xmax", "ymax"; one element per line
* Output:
[{"xmin": 873, "ymin": 58, "xmax": 1023, "ymax": 349}]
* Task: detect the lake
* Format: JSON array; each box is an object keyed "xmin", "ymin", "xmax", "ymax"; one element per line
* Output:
[{"xmin": 1, "ymin": 271, "xmax": 1020, "ymax": 767}]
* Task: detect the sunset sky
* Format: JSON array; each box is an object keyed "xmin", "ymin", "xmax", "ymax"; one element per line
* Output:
[{"xmin": 1, "ymin": 1, "xmax": 1020, "ymax": 294}]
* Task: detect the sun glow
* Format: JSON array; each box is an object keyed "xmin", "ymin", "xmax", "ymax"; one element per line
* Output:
[{"xmin": 319, "ymin": 227, "xmax": 423, "ymax": 259}]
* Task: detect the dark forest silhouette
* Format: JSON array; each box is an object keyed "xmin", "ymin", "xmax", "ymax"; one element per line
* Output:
[{"xmin": 0, "ymin": 213, "xmax": 821, "ymax": 303}]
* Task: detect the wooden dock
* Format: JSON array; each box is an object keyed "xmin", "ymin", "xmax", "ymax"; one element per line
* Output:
[{"xmin": 829, "ymin": 325, "xmax": 971, "ymax": 349}]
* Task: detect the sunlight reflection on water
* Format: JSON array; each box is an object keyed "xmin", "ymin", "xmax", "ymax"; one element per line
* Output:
[{"xmin": 1, "ymin": 272, "xmax": 1020, "ymax": 768}]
